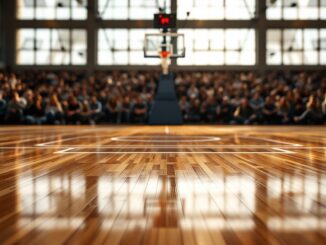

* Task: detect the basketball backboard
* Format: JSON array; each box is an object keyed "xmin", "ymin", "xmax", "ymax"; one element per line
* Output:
[{"xmin": 144, "ymin": 33, "xmax": 185, "ymax": 58}]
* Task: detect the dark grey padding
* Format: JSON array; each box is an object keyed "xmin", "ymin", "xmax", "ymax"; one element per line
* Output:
[{"xmin": 149, "ymin": 73, "xmax": 183, "ymax": 125}]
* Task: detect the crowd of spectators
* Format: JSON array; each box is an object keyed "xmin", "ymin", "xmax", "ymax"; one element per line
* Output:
[
  {"xmin": 0, "ymin": 70, "xmax": 325, "ymax": 125},
  {"xmin": 0, "ymin": 71, "xmax": 158, "ymax": 125},
  {"xmin": 176, "ymin": 71, "xmax": 325, "ymax": 124}
]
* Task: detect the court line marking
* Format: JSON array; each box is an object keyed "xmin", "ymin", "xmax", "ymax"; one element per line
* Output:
[
  {"xmin": 53, "ymin": 148, "xmax": 295, "ymax": 154},
  {"xmin": 32, "ymin": 145, "xmax": 318, "ymax": 148},
  {"xmin": 54, "ymin": 151, "xmax": 295, "ymax": 154},
  {"xmin": 36, "ymin": 135, "xmax": 302, "ymax": 146},
  {"xmin": 55, "ymin": 148, "xmax": 75, "ymax": 153},
  {"xmin": 1, "ymin": 146, "xmax": 325, "ymax": 149},
  {"xmin": 271, "ymin": 148, "xmax": 295, "ymax": 154},
  {"xmin": 35, "ymin": 130, "xmax": 146, "ymax": 146},
  {"xmin": 36, "ymin": 135, "xmax": 221, "ymax": 146},
  {"xmin": 111, "ymin": 136, "xmax": 221, "ymax": 142},
  {"xmin": 35, "ymin": 136, "xmax": 86, "ymax": 146},
  {"xmin": 244, "ymin": 136, "xmax": 303, "ymax": 147}
]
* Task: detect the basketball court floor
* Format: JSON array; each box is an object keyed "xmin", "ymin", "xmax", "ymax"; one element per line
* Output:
[{"xmin": 0, "ymin": 125, "xmax": 325, "ymax": 244}]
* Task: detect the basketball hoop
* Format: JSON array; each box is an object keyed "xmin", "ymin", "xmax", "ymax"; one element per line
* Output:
[
  {"xmin": 159, "ymin": 50, "xmax": 171, "ymax": 75},
  {"xmin": 159, "ymin": 50, "xmax": 171, "ymax": 59},
  {"xmin": 143, "ymin": 32, "xmax": 185, "ymax": 74}
]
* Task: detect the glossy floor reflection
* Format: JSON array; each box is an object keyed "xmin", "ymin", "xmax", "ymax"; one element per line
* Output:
[{"xmin": 0, "ymin": 126, "xmax": 325, "ymax": 245}]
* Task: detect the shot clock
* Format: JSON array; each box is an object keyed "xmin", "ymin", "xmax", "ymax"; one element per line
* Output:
[{"xmin": 154, "ymin": 13, "xmax": 176, "ymax": 29}]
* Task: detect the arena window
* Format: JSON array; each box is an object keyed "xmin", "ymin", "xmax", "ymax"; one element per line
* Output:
[
  {"xmin": 177, "ymin": 29, "xmax": 255, "ymax": 65},
  {"xmin": 98, "ymin": 0, "xmax": 170, "ymax": 20},
  {"xmin": 267, "ymin": 28, "xmax": 326, "ymax": 65},
  {"xmin": 16, "ymin": 0, "xmax": 87, "ymax": 20},
  {"xmin": 16, "ymin": 28, "xmax": 87, "ymax": 65},
  {"xmin": 266, "ymin": 0, "xmax": 325, "ymax": 20},
  {"xmin": 98, "ymin": 29, "xmax": 161, "ymax": 65},
  {"xmin": 177, "ymin": 0, "xmax": 255, "ymax": 20}
]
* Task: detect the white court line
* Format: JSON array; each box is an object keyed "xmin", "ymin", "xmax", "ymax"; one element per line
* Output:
[
  {"xmin": 244, "ymin": 136, "xmax": 303, "ymax": 147},
  {"xmin": 271, "ymin": 147, "xmax": 295, "ymax": 154},
  {"xmin": 31, "ymin": 145, "xmax": 323, "ymax": 148},
  {"xmin": 36, "ymin": 135, "xmax": 302, "ymax": 146},
  {"xmin": 35, "ymin": 128, "xmax": 147, "ymax": 146},
  {"xmin": 54, "ymin": 148, "xmax": 295, "ymax": 154},
  {"xmin": 35, "ymin": 136, "xmax": 83, "ymax": 146},
  {"xmin": 0, "ymin": 146, "xmax": 71, "ymax": 149},
  {"xmin": 110, "ymin": 136, "xmax": 221, "ymax": 142},
  {"xmin": 1, "ymin": 146, "xmax": 325, "ymax": 149},
  {"xmin": 54, "ymin": 151, "xmax": 294, "ymax": 154},
  {"xmin": 54, "ymin": 148, "xmax": 75, "ymax": 153}
]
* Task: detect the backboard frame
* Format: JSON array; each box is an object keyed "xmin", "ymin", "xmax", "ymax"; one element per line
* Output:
[{"xmin": 144, "ymin": 33, "xmax": 185, "ymax": 59}]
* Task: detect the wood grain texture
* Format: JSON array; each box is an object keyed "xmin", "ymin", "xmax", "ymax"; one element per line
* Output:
[{"xmin": 0, "ymin": 125, "xmax": 325, "ymax": 245}]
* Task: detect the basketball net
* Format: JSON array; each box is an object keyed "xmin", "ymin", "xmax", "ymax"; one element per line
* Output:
[{"xmin": 159, "ymin": 50, "xmax": 171, "ymax": 75}]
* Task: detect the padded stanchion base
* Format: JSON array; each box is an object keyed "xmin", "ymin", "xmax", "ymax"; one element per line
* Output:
[{"xmin": 149, "ymin": 73, "xmax": 183, "ymax": 125}]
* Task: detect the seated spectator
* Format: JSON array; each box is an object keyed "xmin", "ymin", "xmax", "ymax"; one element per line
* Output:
[
  {"xmin": 131, "ymin": 96, "xmax": 147, "ymax": 123},
  {"xmin": 262, "ymin": 96, "xmax": 277, "ymax": 124},
  {"xmin": 146, "ymin": 93, "xmax": 154, "ymax": 113},
  {"xmin": 200, "ymin": 100, "xmax": 208, "ymax": 122},
  {"xmin": 250, "ymin": 91, "xmax": 264, "ymax": 122},
  {"xmin": 46, "ymin": 93, "xmax": 64, "ymax": 124},
  {"xmin": 5, "ymin": 92, "xmax": 25, "ymax": 124},
  {"xmin": 233, "ymin": 98, "xmax": 256, "ymax": 124},
  {"xmin": 23, "ymin": 90, "xmax": 34, "ymax": 112},
  {"xmin": 0, "ymin": 92, "xmax": 7, "ymax": 122},
  {"xmin": 276, "ymin": 96, "xmax": 291, "ymax": 124},
  {"xmin": 187, "ymin": 84, "xmax": 199, "ymax": 100},
  {"xmin": 179, "ymin": 95, "xmax": 190, "ymax": 122},
  {"xmin": 80, "ymin": 100, "xmax": 91, "ymax": 124},
  {"xmin": 120, "ymin": 96, "xmax": 131, "ymax": 123},
  {"xmin": 66, "ymin": 96, "xmax": 82, "ymax": 124},
  {"xmin": 25, "ymin": 95, "xmax": 47, "ymax": 125},
  {"xmin": 218, "ymin": 96, "xmax": 234, "ymax": 124},
  {"xmin": 78, "ymin": 88, "xmax": 89, "ymax": 102},
  {"xmin": 205, "ymin": 96, "xmax": 218, "ymax": 122},
  {"xmin": 106, "ymin": 97, "xmax": 120, "ymax": 123},
  {"xmin": 322, "ymin": 94, "xmax": 326, "ymax": 122},
  {"xmin": 89, "ymin": 96, "xmax": 103, "ymax": 124},
  {"xmin": 188, "ymin": 99, "xmax": 201, "ymax": 122},
  {"xmin": 294, "ymin": 96, "xmax": 323, "ymax": 124}
]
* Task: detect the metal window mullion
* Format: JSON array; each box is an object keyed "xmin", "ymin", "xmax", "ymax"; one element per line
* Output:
[
  {"xmin": 87, "ymin": 0, "xmax": 96, "ymax": 71},
  {"xmin": 128, "ymin": 30, "xmax": 130, "ymax": 65},
  {"xmin": 69, "ymin": 29, "xmax": 73, "ymax": 65},
  {"xmin": 223, "ymin": 29, "xmax": 226, "ymax": 66},
  {"xmin": 318, "ymin": 29, "xmax": 321, "ymax": 64},
  {"xmin": 281, "ymin": 0, "xmax": 284, "ymax": 20},
  {"xmin": 302, "ymin": 28, "xmax": 304, "ymax": 65},
  {"xmin": 128, "ymin": 0, "xmax": 130, "ymax": 20},
  {"xmin": 33, "ymin": 0, "xmax": 36, "ymax": 20},
  {"xmin": 50, "ymin": 29, "xmax": 53, "ymax": 65},
  {"xmin": 70, "ymin": 0, "xmax": 72, "ymax": 20},
  {"xmin": 33, "ymin": 28, "xmax": 36, "ymax": 65},
  {"xmin": 318, "ymin": 0, "xmax": 320, "ymax": 20},
  {"xmin": 281, "ymin": 29, "xmax": 284, "ymax": 65},
  {"xmin": 55, "ymin": 0, "xmax": 57, "ymax": 20}
]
